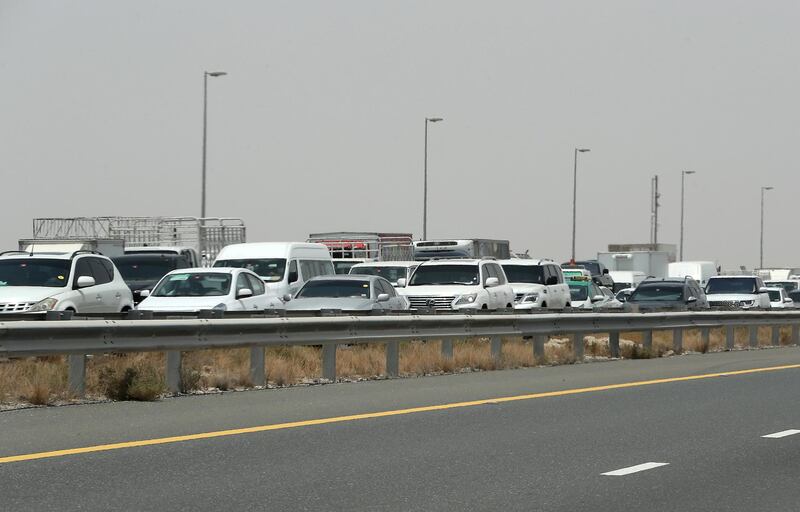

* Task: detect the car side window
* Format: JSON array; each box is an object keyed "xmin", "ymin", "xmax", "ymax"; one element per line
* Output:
[
  {"xmin": 288, "ymin": 260, "xmax": 299, "ymax": 283},
  {"xmin": 246, "ymin": 274, "xmax": 265, "ymax": 295},
  {"xmin": 74, "ymin": 258, "xmax": 92, "ymax": 287},
  {"xmin": 483, "ymin": 264, "xmax": 497, "ymax": 282},
  {"xmin": 377, "ymin": 279, "xmax": 394, "ymax": 296},
  {"xmin": 492, "ymin": 264, "xmax": 507, "ymax": 284},
  {"xmin": 236, "ymin": 273, "xmax": 251, "ymax": 294},
  {"xmin": 553, "ymin": 266, "xmax": 565, "ymax": 284},
  {"xmin": 89, "ymin": 259, "xmax": 112, "ymax": 285},
  {"xmin": 542, "ymin": 265, "xmax": 553, "ymax": 283}
]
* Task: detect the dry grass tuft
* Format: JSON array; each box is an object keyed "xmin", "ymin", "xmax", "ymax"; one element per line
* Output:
[{"xmin": 0, "ymin": 357, "xmax": 67, "ymax": 405}]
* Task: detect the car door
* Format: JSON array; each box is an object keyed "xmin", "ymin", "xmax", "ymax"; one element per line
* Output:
[
  {"xmin": 72, "ymin": 257, "xmax": 103, "ymax": 312},
  {"xmin": 247, "ymin": 273, "xmax": 280, "ymax": 309},
  {"xmin": 481, "ymin": 264, "xmax": 500, "ymax": 308},
  {"xmin": 91, "ymin": 258, "xmax": 122, "ymax": 312},
  {"xmin": 233, "ymin": 272, "xmax": 260, "ymax": 310}
]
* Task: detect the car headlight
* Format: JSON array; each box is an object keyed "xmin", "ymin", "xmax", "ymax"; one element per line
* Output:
[
  {"xmin": 740, "ymin": 300, "xmax": 755, "ymax": 307},
  {"xmin": 212, "ymin": 303, "xmax": 228, "ymax": 311},
  {"xmin": 522, "ymin": 293, "xmax": 539, "ymax": 303},
  {"xmin": 28, "ymin": 297, "xmax": 58, "ymax": 312},
  {"xmin": 453, "ymin": 293, "xmax": 478, "ymax": 306}
]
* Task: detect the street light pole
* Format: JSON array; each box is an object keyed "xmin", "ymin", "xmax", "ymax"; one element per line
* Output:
[
  {"xmin": 201, "ymin": 71, "xmax": 227, "ymax": 219},
  {"xmin": 760, "ymin": 186, "xmax": 773, "ymax": 269},
  {"xmin": 423, "ymin": 117, "xmax": 443, "ymax": 240},
  {"xmin": 571, "ymin": 148, "xmax": 590, "ymax": 262},
  {"xmin": 679, "ymin": 170, "xmax": 696, "ymax": 261}
]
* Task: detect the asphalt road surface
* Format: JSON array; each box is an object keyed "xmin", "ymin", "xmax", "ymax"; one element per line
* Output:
[{"xmin": 3, "ymin": 348, "xmax": 800, "ymax": 511}]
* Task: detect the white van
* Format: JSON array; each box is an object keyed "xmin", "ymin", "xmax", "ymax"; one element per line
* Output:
[
  {"xmin": 667, "ymin": 261, "xmax": 717, "ymax": 287},
  {"xmin": 609, "ymin": 271, "xmax": 647, "ymax": 294},
  {"xmin": 212, "ymin": 243, "xmax": 334, "ymax": 298}
]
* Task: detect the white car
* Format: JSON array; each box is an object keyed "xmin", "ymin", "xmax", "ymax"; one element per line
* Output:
[
  {"xmin": 498, "ymin": 259, "xmax": 571, "ymax": 310},
  {"xmin": 285, "ymin": 275, "xmax": 410, "ymax": 311},
  {"xmin": 348, "ymin": 261, "xmax": 419, "ymax": 287},
  {"xmin": 397, "ymin": 259, "xmax": 515, "ymax": 311},
  {"xmin": 0, "ymin": 250, "xmax": 134, "ymax": 314},
  {"xmin": 705, "ymin": 275, "xmax": 771, "ymax": 309},
  {"xmin": 137, "ymin": 267, "xmax": 284, "ymax": 312},
  {"xmin": 766, "ymin": 287, "xmax": 794, "ymax": 309}
]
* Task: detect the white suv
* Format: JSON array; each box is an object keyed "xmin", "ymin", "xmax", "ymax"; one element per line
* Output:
[
  {"xmin": 0, "ymin": 251, "xmax": 134, "ymax": 314},
  {"xmin": 397, "ymin": 259, "xmax": 515, "ymax": 311},
  {"xmin": 499, "ymin": 259, "xmax": 571, "ymax": 310},
  {"xmin": 705, "ymin": 275, "xmax": 771, "ymax": 309}
]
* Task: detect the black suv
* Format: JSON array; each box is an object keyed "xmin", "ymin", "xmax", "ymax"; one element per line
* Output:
[
  {"xmin": 111, "ymin": 253, "xmax": 192, "ymax": 304},
  {"xmin": 625, "ymin": 277, "xmax": 709, "ymax": 311},
  {"xmin": 562, "ymin": 260, "xmax": 614, "ymax": 288}
]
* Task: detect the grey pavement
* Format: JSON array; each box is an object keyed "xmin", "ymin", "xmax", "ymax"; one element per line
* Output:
[{"xmin": 2, "ymin": 348, "xmax": 800, "ymax": 510}]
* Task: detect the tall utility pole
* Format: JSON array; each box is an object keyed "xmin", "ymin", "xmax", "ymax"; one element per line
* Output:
[
  {"xmin": 760, "ymin": 186, "xmax": 774, "ymax": 269},
  {"xmin": 571, "ymin": 148, "xmax": 591, "ymax": 261},
  {"xmin": 201, "ymin": 70, "xmax": 227, "ymax": 219},
  {"xmin": 650, "ymin": 175, "xmax": 661, "ymax": 245},
  {"xmin": 679, "ymin": 170, "xmax": 696, "ymax": 260},
  {"xmin": 422, "ymin": 117, "xmax": 443, "ymax": 240}
]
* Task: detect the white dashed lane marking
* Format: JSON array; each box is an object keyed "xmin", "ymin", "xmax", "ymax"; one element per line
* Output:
[
  {"xmin": 762, "ymin": 429, "xmax": 800, "ymax": 439},
  {"xmin": 601, "ymin": 462, "xmax": 669, "ymax": 476}
]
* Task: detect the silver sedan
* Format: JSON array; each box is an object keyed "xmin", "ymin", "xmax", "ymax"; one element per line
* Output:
[{"xmin": 285, "ymin": 275, "xmax": 410, "ymax": 312}]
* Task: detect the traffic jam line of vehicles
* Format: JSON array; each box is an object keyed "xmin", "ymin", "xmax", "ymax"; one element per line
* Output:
[{"xmin": 0, "ymin": 217, "xmax": 797, "ymax": 315}]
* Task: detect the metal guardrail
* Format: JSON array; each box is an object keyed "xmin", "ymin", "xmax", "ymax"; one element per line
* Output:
[{"xmin": 1, "ymin": 311, "xmax": 799, "ymax": 398}]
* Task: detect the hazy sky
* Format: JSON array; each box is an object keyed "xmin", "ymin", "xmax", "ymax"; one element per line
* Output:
[{"xmin": 1, "ymin": 1, "xmax": 798, "ymax": 268}]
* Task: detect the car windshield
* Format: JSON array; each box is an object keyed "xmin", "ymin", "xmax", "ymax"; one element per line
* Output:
[
  {"xmin": 152, "ymin": 273, "xmax": 231, "ymax": 297},
  {"xmin": 630, "ymin": 284, "xmax": 684, "ymax": 302},
  {"xmin": 501, "ymin": 265, "xmax": 544, "ymax": 284},
  {"xmin": 569, "ymin": 285, "xmax": 588, "ymax": 301},
  {"xmin": 408, "ymin": 265, "xmax": 480, "ymax": 286},
  {"xmin": 214, "ymin": 258, "xmax": 286, "ymax": 282},
  {"xmin": 296, "ymin": 280, "xmax": 372, "ymax": 298},
  {"xmin": 575, "ymin": 261, "xmax": 600, "ymax": 275},
  {"xmin": 112, "ymin": 258, "xmax": 180, "ymax": 282},
  {"xmin": 768, "ymin": 290, "xmax": 782, "ymax": 302},
  {"xmin": 350, "ymin": 266, "xmax": 409, "ymax": 283},
  {"xmin": 766, "ymin": 281, "xmax": 798, "ymax": 293},
  {"xmin": 0, "ymin": 259, "xmax": 71, "ymax": 287},
  {"xmin": 706, "ymin": 278, "xmax": 758, "ymax": 294},
  {"xmin": 333, "ymin": 261, "xmax": 362, "ymax": 275}
]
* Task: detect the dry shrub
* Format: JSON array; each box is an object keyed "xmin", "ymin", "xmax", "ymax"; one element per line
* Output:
[
  {"xmin": 544, "ymin": 339, "xmax": 576, "ymax": 365},
  {"xmin": 337, "ymin": 345, "xmax": 385, "ymax": 378},
  {"xmin": 401, "ymin": 340, "xmax": 450, "ymax": 375},
  {"xmin": 500, "ymin": 339, "xmax": 537, "ymax": 368},
  {"xmin": 97, "ymin": 363, "xmax": 164, "ymax": 401},
  {"xmin": 183, "ymin": 349, "xmax": 250, "ymax": 391},
  {"xmin": 267, "ymin": 346, "xmax": 320, "ymax": 386},
  {"xmin": 0, "ymin": 357, "xmax": 67, "ymax": 405}
]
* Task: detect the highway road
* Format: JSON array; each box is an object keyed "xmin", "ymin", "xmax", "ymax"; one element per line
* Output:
[{"xmin": 3, "ymin": 349, "xmax": 800, "ymax": 511}]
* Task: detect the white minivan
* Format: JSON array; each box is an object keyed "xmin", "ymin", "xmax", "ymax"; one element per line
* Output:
[{"xmin": 213, "ymin": 243, "xmax": 335, "ymax": 298}]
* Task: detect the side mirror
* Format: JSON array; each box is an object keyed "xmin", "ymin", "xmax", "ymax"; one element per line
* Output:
[
  {"xmin": 591, "ymin": 295, "xmax": 605, "ymax": 303},
  {"xmin": 758, "ymin": 287, "xmax": 769, "ymax": 293},
  {"xmin": 784, "ymin": 298, "xmax": 794, "ymax": 304},
  {"xmin": 686, "ymin": 296, "xmax": 698, "ymax": 303},
  {"xmin": 484, "ymin": 277, "xmax": 500, "ymax": 288},
  {"xmin": 139, "ymin": 289, "xmax": 151, "ymax": 298},
  {"xmin": 237, "ymin": 288, "xmax": 253, "ymax": 299},
  {"xmin": 376, "ymin": 293, "xmax": 390, "ymax": 302},
  {"xmin": 76, "ymin": 275, "xmax": 96, "ymax": 288},
  {"xmin": 603, "ymin": 269, "xmax": 610, "ymax": 275},
  {"xmin": 546, "ymin": 276, "xmax": 558, "ymax": 286},
  {"xmin": 282, "ymin": 293, "xmax": 292, "ymax": 302},
  {"xmin": 396, "ymin": 278, "xmax": 407, "ymax": 288}
]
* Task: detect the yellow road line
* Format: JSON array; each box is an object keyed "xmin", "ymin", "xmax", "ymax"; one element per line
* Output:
[{"xmin": 2, "ymin": 363, "xmax": 799, "ymax": 465}]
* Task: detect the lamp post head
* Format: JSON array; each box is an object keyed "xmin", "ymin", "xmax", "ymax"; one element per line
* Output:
[
  {"xmin": 576, "ymin": 148, "xmax": 590, "ymax": 153},
  {"xmin": 763, "ymin": 186, "xmax": 774, "ymax": 192},
  {"xmin": 683, "ymin": 170, "xmax": 695, "ymax": 175},
  {"xmin": 426, "ymin": 117, "xmax": 443, "ymax": 123},
  {"xmin": 206, "ymin": 71, "xmax": 227, "ymax": 77}
]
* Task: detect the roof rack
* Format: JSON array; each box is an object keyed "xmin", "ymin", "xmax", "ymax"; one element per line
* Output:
[
  {"xmin": 70, "ymin": 250, "xmax": 102, "ymax": 259},
  {"xmin": 0, "ymin": 250, "xmax": 30, "ymax": 257}
]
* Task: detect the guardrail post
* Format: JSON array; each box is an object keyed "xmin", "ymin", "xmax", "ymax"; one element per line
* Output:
[
  {"xmin": 166, "ymin": 350, "xmax": 182, "ymax": 394},
  {"xmin": 572, "ymin": 333, "xmax": 584, "ymax": 360},
  {"xmin": 67, "ymin": 354, "xmax": 86, "ymax": 397},
  {"xmin": 642, "ymin": 330, "xmax": 653, "ymax": 352},
  {"xmin": 533, "ymin": 335, "xmax": 546, "ymax": 361},
  {"xmin": 322, "ymin": 344, "xmax": 337, "ymax": 381},
  {"xmin": 673, "ymin": 328, "xmax": 683, "ymax": 352},
  {"xmin": 793, "ymin": 324, "xmax": 800, "ymax": 346},
  {"xmin": 386, "ymin": 341, "xmax": 400, "ymax": 377},
  {"xmin": 609, "ymin": 332, "xmax": 620, "ymax": 358},
  {"xmin": 749, "ymin": 326, "xmax": 759, "ymax": 348},
  {"xmin": 441, "ymin": 339, "xmax": 454, "ymax": 359},
  {"xmin": 490, "ymin": 336, "xmax": 502, "ymax": 362},
  {"xmin": 700, "ymin": 327, "xmax": 711, "ymax": 351},
  {"xmin": 249, "ymin": 346, "xmax": 266, "ymax": 387},
  {"xmin": 771, "ymin": 325, "xmax": 781, "ymax": 347},
  {"xmin": 726, "ymin": 325, "xmax": 735, "ymax": 350}
]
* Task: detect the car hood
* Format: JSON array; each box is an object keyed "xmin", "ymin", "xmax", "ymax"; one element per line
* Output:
[
  {"xmin": 509, "ymin": 283, "xmax": 546, "ymax": 294},
  {"xmin": 626, "ymin": 300, "xmax": 686, "ymax": 310},
  {"xmin": 0, "ymin": 286, "xmax": 68, "ymax": 303},
  {"xmin": 397, "ymin": 285, "xmax": 479, "ymax": 296},
  {"xmin": 137, "ymin": 295, "xmax": 230, "ymax": 312},
  {"xmin": 706, "ymin": 293, "xmax": 757, "ymax": 301},
  {"xmin": 285, "ymin": 297, "xmax": 376, "ymax": 311}
]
